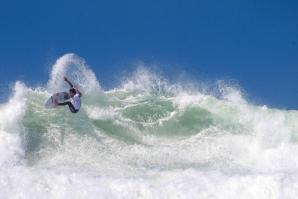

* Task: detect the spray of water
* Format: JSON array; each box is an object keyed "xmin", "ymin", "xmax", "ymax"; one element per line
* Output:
[{"xmin": 1, "ymin": 54, "xmax": 298, "ymax": 198}]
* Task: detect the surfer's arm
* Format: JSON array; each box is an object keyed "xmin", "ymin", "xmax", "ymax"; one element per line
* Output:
[
  {"xmin": 74, "ymin": 86, "xmax": 82, "ymax": 97},
  {"xmin": 63, "ymin": 76, "xmax": 73, "ymax": 88}
]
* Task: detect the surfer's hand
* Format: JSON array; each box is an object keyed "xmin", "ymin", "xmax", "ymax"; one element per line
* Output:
[
  {"xmin": 63, "ymin": 77, "xmax": 68, "ymax": 81},
  {"xmin": 54, "ymin": 99, "xmax": 59, "ymax": 107}
]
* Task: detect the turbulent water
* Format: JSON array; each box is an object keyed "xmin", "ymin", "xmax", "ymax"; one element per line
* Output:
[{"xmin": 1, "ymin": 54, "xmax": 298, "ymax": 199}]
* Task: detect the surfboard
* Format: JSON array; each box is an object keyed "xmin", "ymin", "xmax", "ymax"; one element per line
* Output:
[{"xmin": 45, "ymin": 92, "xmax": 70, "ymax": 109}]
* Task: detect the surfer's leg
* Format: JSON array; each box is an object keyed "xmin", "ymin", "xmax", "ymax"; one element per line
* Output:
[
  {"xmin": 67, "ymin": 102, "xmax": 79, "ymax": 114},
  {"xmin": 58, "ymin": 101, "xmax": 79, "ymax": 114}
]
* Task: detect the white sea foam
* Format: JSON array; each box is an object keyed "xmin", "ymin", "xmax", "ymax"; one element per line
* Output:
[{"xmin": 1, "ymin": 54, "xmax": 298, "ymax": 198}]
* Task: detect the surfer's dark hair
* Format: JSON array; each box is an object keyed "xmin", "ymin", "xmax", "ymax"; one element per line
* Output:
[{"xmin": 69, "ymin": 88, "xmax": 77, "ymax": 94}]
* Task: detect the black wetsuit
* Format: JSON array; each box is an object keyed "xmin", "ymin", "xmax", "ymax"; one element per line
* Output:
[{"xmin": 58, "ymin": 101, "xmax": 79, "ymax": 113}]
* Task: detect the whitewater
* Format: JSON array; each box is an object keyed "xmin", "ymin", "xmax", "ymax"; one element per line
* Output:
[{"xmin": 1, "ymin": 54, "xmax": 298, "ymax": 199}]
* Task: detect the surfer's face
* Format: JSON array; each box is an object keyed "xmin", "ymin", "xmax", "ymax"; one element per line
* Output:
[{"xmin": 69, "ymin": 91, "xmax": 75, "ymax": 97}]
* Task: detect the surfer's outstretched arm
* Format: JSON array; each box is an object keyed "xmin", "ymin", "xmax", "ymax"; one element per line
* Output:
[
  {"xmin": 74, "ymin": 85, "xmax": 82, "ymax": 97},
  {"xmin": 63, "ymin": 76, "xmax": 73, "ymax": 88}
]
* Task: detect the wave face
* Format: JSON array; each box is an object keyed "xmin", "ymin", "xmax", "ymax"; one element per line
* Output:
[{"xmin": 1, "ymin": 54, "xmax": 298, "ymax": 199}]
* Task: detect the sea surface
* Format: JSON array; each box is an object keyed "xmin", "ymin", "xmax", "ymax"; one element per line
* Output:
[{"xmin": 1, "ymin": 54, "xmax": 298, "ymax": 199}]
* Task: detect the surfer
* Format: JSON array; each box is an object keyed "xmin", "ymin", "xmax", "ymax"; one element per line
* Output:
[{"xmin": 54, "ymin": 76, "xmax": 82, "ymax": 113}]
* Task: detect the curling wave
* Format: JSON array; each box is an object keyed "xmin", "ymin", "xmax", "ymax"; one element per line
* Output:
[{"xmin": 1, "ymin": 54, "xmax": 298, "ymax": 199}]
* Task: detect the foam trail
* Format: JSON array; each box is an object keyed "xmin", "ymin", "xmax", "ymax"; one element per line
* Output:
[{"xmin": 47, "ymin": 53, "xmax": 102, "ymax": 95}]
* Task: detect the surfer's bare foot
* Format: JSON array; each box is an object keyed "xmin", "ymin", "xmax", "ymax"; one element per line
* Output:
[{"xmin": 54, "ymin": 99, "xmax": 59, "ymax": 107}]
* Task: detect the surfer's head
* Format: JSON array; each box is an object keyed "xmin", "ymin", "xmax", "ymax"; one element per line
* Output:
[{"xmin": 69, "ymin": 88, "xmax": 77, "ymax": 97}]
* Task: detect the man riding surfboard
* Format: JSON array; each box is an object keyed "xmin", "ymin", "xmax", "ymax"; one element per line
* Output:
[{"xmin": 54, "ymin": 76, "xmax": 82, "ymax": 113}]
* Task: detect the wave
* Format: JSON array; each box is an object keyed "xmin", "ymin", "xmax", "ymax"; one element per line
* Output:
[{"xmin": 1, "ymin": 54, "xmax": 298, "ymax": 198}]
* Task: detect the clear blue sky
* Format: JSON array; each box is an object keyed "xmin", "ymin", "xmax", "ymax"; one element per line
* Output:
[{"xmin": 0, "ymin": 0, "xmax": 297, "ymax": 109}]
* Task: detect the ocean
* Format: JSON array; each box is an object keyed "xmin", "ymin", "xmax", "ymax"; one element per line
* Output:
[{"xmin": 1, "ymin": 54, "xmax": 298, "ymax": 199}]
